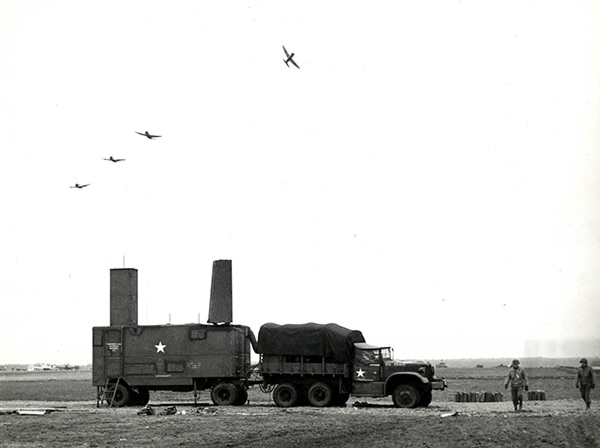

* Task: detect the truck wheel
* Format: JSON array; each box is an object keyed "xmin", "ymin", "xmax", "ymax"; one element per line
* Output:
[
  {"xmin": 109, "ymin": 383, "xmax": 132, "ymax": 407},
  {"xmin": 234, "ymin": 387, "xmax": 248, "ymax": 405},
  {"xmin": 211, "ymin": 383, "xmax": 239, "ymax": 406},
  {"xmin": 273, "ymin": 383, "xmax": 298, "ymax": 407},
  {"xmin": 419, "ymin": 390, "xmax": 432, "ymax": 407},
  {"xmin": 392, "ymin": 384, "xmax": 421, "ymax": 408},
  {"xmin": 308, "ymin": 382, "xmax": 334, "ymax": 407}
]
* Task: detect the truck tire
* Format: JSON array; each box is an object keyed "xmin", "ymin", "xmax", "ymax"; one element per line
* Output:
[
  {"xmin": 419, "ymin": 390, "xmax": 432, "ymax": 407},
  {"xmin": 211, "ymin": 382, "xmax": 239, "ymax": 406},
  {"xmin": 234, "ymin": 387, "xmax": 248, "ymax": 405},
  {"xmin": 273, "ymin": 383, "xmax": 298, "ymax": 407},
  {"xmin": 307, "ymin": 382, "xmax": 334, "ymax": 407},
  {"xmin": 392, "ymin": 384, "xmax": 421, "ymax": 408},
  {"xmin": 109, "ymin": 383, "xmax": 132, "ymax": 407}
]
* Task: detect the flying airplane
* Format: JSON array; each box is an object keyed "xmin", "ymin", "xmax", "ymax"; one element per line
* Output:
[
  {"xmin": 69, "ymin": 183, "xmax": 90, "ymax": 189},
  {"xmin": 136, "ymin": 131, "xmax": 161, "ymax": 139},
  {"xmin": 103, "ymin": 156, "xmax": 125, "ymax": 163},
  {"xmin": 282, "ymin": 45, "xmax": 300, "ymax": 69}
]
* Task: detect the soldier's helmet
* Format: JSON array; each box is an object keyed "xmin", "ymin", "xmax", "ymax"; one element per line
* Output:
[
  {"xmin": 512, "ymin": 359, "xmax": 520, "ymax": 365},
  {"xmin": 580, "ymin": 358, "xmax": 588, "ymax": 364}
]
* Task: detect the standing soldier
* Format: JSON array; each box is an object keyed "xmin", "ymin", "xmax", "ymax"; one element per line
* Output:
[
  {"xmin": 576, "ymin": 358, "xmax": 595, "ymax": 410},
  {"xmin": 504, "ymin": 359, "xmax": 529, "ymax": 411}
]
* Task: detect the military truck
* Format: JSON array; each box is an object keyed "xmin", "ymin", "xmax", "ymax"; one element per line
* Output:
[{"xmin": 257, "ymin": 322, "xmax": 446, "ymax": 408}]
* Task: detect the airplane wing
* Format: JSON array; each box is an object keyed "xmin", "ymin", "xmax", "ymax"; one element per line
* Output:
[
  {"xmin": 282, "ymin": 45, "xmax": 290, "ymax": 58},
  {"xmin": 149, "ymin": 135, "xmax": 161, "ymax": 138},
  {"xmin": 290, "ymin": 59, "xmax": 300, "ymax": 69},
  {"xmin": 135, "ymin": 131, "xmax": 144, "ymax": 136}
]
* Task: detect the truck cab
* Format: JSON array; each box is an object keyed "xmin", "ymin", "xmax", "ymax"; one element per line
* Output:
[{"xmin": 352, "ymin": 343, "xmax": 446, "ymax": 408}]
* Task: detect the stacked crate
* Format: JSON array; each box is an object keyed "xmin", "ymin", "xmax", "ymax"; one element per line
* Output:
[
  {"xmin": 455, "ymin": 390, "xmax": 546, "ymax": 402},
  {"xmin": 455, "ymin": 392, "xmax": 503, "ymax": 402},
  {"xmin": 527, "ymin": 390, "xmax": 546, "ymax": 401}
]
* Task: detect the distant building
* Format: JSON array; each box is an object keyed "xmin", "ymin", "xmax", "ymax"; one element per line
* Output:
[
  {"xmin": 4, "ymin": 365, "xmax": 28, "ymax": 371},
  {"xmin": 29, "ymin": 364, "xmax": 55, "ymax": 371}
]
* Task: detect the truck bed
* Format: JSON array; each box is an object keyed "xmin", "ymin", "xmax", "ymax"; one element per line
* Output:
[{"xmin": 260, "ymin": 355, "xmax": 349, "ymax": 377}]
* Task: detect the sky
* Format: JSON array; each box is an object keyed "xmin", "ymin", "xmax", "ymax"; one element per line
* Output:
[{"xmin": 1, "ymin": 1, "xmax": 599, "ymax": 365}]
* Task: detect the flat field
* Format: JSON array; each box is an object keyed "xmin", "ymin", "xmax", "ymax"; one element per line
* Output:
[{"xmin": 0, "ymin": 367, "xmax": 598, "ymax": 447}]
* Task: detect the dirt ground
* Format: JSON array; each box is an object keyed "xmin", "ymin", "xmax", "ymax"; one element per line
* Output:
[
  {"xmin": 1, "ymin": 368, "xmax": 598, "ymax": 447},
  {"xmin": 1, "ymin": 399, "xmax": 598, "ymax": 447}
]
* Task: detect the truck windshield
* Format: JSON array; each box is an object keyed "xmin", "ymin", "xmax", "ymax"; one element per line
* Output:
[
  {"xmin": 381, "ymin": 348, "xmax": 393, "ymax": 360},
  {"xmin": 360, "ymin": 350, "xmax": 380, "ymax": 363}
]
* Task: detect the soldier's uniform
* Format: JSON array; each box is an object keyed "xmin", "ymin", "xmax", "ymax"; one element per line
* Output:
[
  {"xmin": 576, "ymin": 358, "xmax": 595, "ymax": 410},
  {"xmin": 504, "ymin": 359, "xmax": 528, "ymax": 411}
]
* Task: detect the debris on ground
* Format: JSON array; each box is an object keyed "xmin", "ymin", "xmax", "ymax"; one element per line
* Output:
[
  {"xmin": 17, "ymin": 410, "xmax": 48, "ymax": 416},
  {"xmin": 137, "ymin": 405, "xmax": 177, "ymax": 416},
  {"xmin": 137, "ymin": 405, "xmax": 156, "ymax": 416},
  {"xmin": 352, "ymin": 401, "xmax": 388, "ymax": 408},
  {"xmin": 187, "ymin": 406, "xmax": 219, "ymax": 414},
  {"xmin": 16, "ymin": 409, "xmax": 59, "ymax": 416},
  {"xmin": 160, "ymin": 406, "xmax": 177, "ymax": 415}
]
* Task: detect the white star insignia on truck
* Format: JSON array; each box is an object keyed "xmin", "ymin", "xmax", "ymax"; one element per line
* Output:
[
  {"xmin": 356, "ymin": 368, "xmax": 365, "ymax": 378},
  {"xmin": 155, "ymin": 342, "xmax": 166, "ymax": 353}
]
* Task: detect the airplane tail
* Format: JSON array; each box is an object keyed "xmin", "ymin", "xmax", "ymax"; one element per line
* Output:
[{"xmin": 283, "ymin": 59, "xmax": 289, "ymax": 67}]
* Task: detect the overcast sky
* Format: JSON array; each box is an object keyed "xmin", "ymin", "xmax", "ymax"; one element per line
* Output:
[{"xmin": 1, "ymin": 1, "xmax": 599, "ymax": 365}]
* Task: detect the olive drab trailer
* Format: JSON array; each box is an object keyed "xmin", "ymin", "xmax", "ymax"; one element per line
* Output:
[
  {"xmin": 93, "ymin": 261, "xmax": 260, "ymax": 407},
  {"xmin": 93, "ymin": 260, "xmax": 446, "ymax": 408}
]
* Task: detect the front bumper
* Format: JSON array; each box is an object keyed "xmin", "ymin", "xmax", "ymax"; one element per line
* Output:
[{"xmin": 431, "ymin": 378, "xmax": 447, "ymax": 390}]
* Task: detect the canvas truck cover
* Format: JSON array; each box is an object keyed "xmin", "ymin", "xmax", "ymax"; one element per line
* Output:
[{"xmin": 257, "ymin": 323, "xmax": 366, "ymax": 363}]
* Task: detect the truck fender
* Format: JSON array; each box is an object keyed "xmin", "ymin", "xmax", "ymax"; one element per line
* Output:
[{"xmin": 385, "ymin": 372, "xmax": 429, "ymax": 394}]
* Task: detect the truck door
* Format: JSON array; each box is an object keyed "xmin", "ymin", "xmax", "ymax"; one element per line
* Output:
[
  {"xmin": 353, "ymin": 348, "xmax": 381, "ymax": 382},
  {"xmin": 105, "ymin": 328, "xmax": 123, "ymax": 378}
]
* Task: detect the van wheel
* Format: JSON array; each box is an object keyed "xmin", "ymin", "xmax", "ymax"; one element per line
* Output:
[
  {"xmin": 211, "ymin": 383, "xmax": 239, "ymax": 406},
  {"xmin": 109, "ymin": 382, "xmax": 132, "ymax": 407},
  {"xmin": 392, "ymin": 384, "xmax": 420, "ymax": 408},
  {"xmin": 273, "ymin": 383, "xmax": 298, "ymax": 407},
  {"xmin": 308, "ymin": 382, "xmax": 334, "ymax": 407}
]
